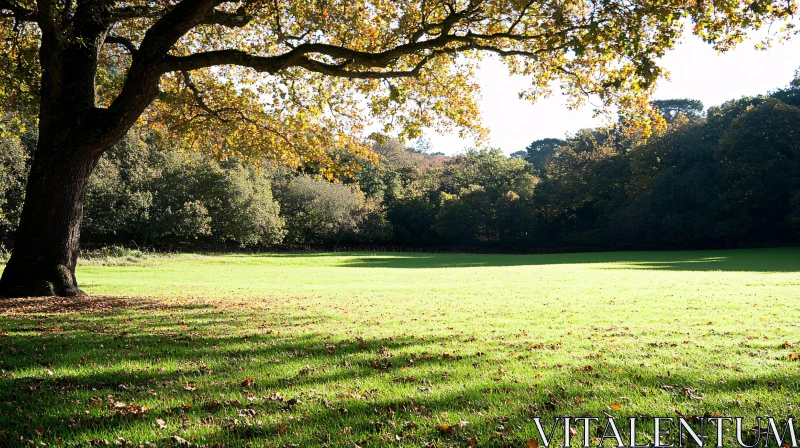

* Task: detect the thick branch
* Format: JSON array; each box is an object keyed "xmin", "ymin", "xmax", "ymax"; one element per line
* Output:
[
  {"xmin": 105, "ymin": 34, "xmax": 137, "ymax": 54},
  {"xmin": 109, "ymin": 5, "xmax": 164, "ymax": 20},
  {"xmin": 110, "ymin": 5, "xmax": 251, "ymax": 28},
  {"xmin": 103, "ymin": 0, "xmax": 225, "ymax": 143},
  {"xmin": 159, "ymin": 17, "xmax": 588, "ymax": 79},
  {"xmin": 201, "ymin": 9, "xmax": 251, "ymax": 27},
  {"xmin": 162, "ymin": 19, "xmax": 593, "ymax": 73},
  {"xmin": 165, "ymin": 49, "xmax": 430, "ymax": 79},
  {"xmin": 137, "ymin": 0, "xmax": 224, "ymax": 59}
]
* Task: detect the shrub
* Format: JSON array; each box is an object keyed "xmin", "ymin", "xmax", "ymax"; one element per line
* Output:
[
  {"xmin": 84, "ymin": 132, "xmax": 285, "ymax": 247},
  {"xmin": 278, "ymin": 175, "xmax": 391, "ymax": 245}
]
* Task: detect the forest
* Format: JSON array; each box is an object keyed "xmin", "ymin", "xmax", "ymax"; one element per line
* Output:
[{"xmin": 2, "ymin": 69, "xmax": 799, "ymax": 255}]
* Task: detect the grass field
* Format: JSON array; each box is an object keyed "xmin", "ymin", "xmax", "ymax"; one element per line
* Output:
[{"xmin": 2, "ymin": 248, "xmax": 800, "ymax": 447}]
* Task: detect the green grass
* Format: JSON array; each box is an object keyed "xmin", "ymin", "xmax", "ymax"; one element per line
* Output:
[{"xmin": 2, "ymin": 248, "xmax": 800, "ymax": 447}]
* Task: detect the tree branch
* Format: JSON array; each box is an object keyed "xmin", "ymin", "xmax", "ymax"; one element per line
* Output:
[
  {"xmin": 137, "ymin": 0, "xmax": 225, "ymax": 59},
  {"xmin": 165, "ymin": 49, "xmax": 432, "ymax": 79},
  {"xmin": 158, "ymin": 17, "xmax": 586, "ymax": 79},
  {"xmin": 100, "ymin": 0, "xmax": 233, "ymax": 148},
  {"xmin": 105, "ymin": 34, "xmax": 138, "ymax": 54},
  {"xmin": 110, "ymin": 5, "xmax": 251, "ymax": 28},
  {"xmin": 109, "ymin": 5, "xmax": 164, "ymax": 20},
  {"xmin": 181, "ymin": 70, "xmax": 228, "ymax": 120},
  {"xmin": 98, "ymin": 0, "xmax": 594, "ymax": 154},
  {"xmin": 200, "ymin": 9, "xmax": 251, "ymax": 27}
]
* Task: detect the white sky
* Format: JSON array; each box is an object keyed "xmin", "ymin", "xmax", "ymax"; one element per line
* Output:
[{"xmin": 423, "ymin": 32, "xmax": 800, "ymax": 155}]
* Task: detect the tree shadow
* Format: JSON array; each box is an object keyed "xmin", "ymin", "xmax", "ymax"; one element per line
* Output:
[
  {"xmin": 325, "ymin": 247, "xmax": 800, "ymax": 272},
  {"xmin": 0, "ymin": 296, "xmax": 479, "ymax": 445},
  {"xmin": 0, "ymin": 295, "xmax": 209, "ymax": 314},
  {"xmin": 1, "ymin": 295, "xmax": 799, "ymax": 446}
]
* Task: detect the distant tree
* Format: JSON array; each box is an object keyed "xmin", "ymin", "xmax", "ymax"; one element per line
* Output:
[
  {"xmin": 435, "ymin": 149, "xmax": 536, "ymax": 244},
  {"xmin": 529, "ymin": 126, "xmax": 638, "ymax": 248},
  {"xmin": 715, "ymin": 99, "xmax": 800, "ymax": 242},
  {"xmin": 626, "ymin": 120, "xmax": 703, "ymax": 200},
  {"xmin": 436, "ymin": 185, "xmax": 493, "ymax": 243},
  {"xmin": 653, "ymin": 99, "xmax": 704, "ymax": 124},
  {"xmin": 408, "ymin": 138, "xmax": 434, "ymax": 155},
  {"xmin": 279, "ymin": 176, "xmax": 390, "ymax": 245},
  {"xmin": 524, "ymin": 138, "xmax": 567, "ymax": 175},
  {"xmin": 442, "ymin": 148, "xmax": 535, "ymax": 196},
  {"xmin": 510, "ymin": 150, "xmax": 528, "ymax": 160},
  {"xmin": 373, "ymin": 138, "xmax": 415, "ymax": 168},
  {"xmin": 772, "ymin": 67, "xmax": 800, "ymax": 108},
  {"xmin": 82, "ymin": 132, "xmax": 159, "ymax": 240},
  {"xmin": 387, "ymin": 195, "xmax": 438, "ymax": 245},
  {"xmin": 619, "ymin": 122, "xmax": 719, "ymax": 247}
]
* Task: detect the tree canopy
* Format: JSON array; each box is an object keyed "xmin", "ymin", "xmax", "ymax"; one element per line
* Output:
[{"xmin": 1, "ymin": 0, "xmax": 796, "ymax": 172}]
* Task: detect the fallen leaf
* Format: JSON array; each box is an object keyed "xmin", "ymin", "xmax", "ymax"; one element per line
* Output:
[
  {"xmin": 239, "ymin": 408, "xmax": 258, "ymax": 417},
  {"xmin": 170, "ymin": 436, "xmax": 192, "ymax": 447}
]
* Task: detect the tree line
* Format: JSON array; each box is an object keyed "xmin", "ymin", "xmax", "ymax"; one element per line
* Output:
[{"xmin": 2, "ymin": 71, "xmax": 799, "ymax": 253}]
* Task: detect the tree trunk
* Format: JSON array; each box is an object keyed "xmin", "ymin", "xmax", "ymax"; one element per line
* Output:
[
  {"xmin": 0, "ymin": 131, "xmax": 101, "ymax": 297},
  {"xmin": 0, "ymin": 0, "xmax": 170, "ymax": 297}
]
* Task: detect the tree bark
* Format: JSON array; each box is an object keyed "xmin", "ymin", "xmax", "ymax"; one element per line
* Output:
[
  {"xmin": 0, "ymin": 2, "xmax": 121, "ymax": 298},
  {"xmin": 0, "ymin": 130, "xmax": 102, "ymax": 297}
]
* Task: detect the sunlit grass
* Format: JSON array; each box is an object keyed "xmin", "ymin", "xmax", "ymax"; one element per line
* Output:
[{"xmin": 1, "ymin": 248, "xmax": 800, "ymax": 447}]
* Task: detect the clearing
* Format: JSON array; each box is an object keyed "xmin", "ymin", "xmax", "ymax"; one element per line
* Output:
[{"xmin": 1, "ymin": 248, "xmax": 799, "ymax": 446}]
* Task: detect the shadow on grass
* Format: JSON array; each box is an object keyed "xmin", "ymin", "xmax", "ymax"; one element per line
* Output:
[
  {"xmin": 1, "ymin": 295, "xmax": 798, "ymax": 446},
  {"xmin": 309, "ymin": 247, "xmax": 800, "ymax": 272},
  {"xmin": 0, "ymin": 296, "xmax": 485, "ymax": 445}
]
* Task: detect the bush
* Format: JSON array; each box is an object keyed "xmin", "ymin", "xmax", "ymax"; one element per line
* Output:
[
  {"xmin": 278, "ymin": 175, "xmax": 391, "ymax": 245},
  {"xmin": 84, "ymin": 131, "xmax": 285, "ymax": 247}
]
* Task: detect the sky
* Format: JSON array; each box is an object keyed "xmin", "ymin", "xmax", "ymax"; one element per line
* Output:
[{"xmin": 422, "ymin": 32, "xmax": 800, "ymax": 156}]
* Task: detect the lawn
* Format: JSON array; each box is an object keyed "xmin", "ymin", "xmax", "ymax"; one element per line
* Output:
[{"xmin": 2, "ymin": 248, "xmax": 800, "ymax": 447}]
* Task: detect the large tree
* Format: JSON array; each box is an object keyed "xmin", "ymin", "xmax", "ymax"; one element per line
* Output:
[{"xmin": 0, "ymin": 0, "xmax": 795, "ymax": 297}]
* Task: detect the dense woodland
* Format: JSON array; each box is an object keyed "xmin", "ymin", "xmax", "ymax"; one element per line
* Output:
[{"xmin": 2, "ymin": 70, "xmax": 799, "ymax": 254}]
